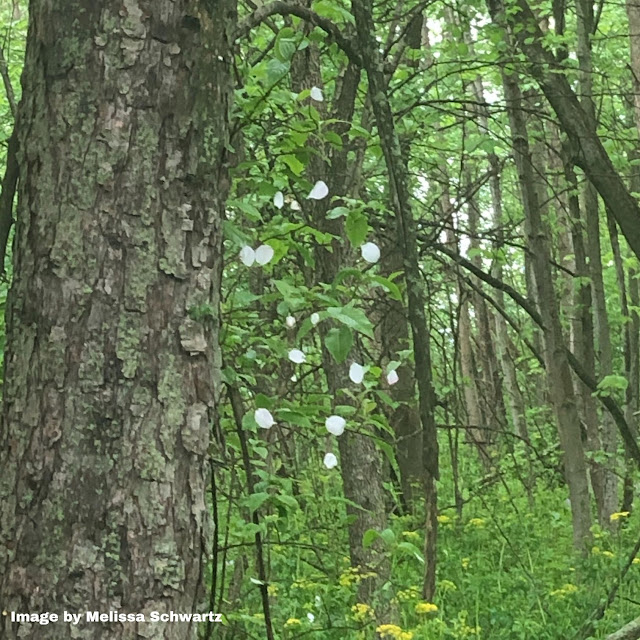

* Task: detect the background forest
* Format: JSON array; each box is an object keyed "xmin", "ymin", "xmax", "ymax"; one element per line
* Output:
[{"xmin": 3, "ymin": 0, "xmax": 640, "ymax": 638}]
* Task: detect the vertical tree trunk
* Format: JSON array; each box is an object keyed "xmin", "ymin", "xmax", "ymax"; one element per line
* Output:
[
  {"xmin": 574, "ymin": 0, "xmax": 618, "ymax": 526},
  {"xmin": 502, "ymin": 67, "xmax": 593, "ymax": 550},
  {"xmin": 351, "ymin": 0, "xmax": 439, "ymax": 599},
  {"xmin": 378, "ymin": 243, "xmax": 423, "ymax": 509},
  {"xmin": 0, "ymin": 2, "xmax": 234, "ymax": 638}
]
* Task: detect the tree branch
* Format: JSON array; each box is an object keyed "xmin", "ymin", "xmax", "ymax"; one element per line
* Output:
[
  {"xmin": 235, "ymin": 1, "xmax": 361, "ymax": 66},
  {"xmin": 434, "ymin": 242, "xmax": 640, "ymax": 467}
]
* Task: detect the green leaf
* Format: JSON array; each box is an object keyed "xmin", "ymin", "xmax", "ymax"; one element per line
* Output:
[
  {"xmin": 274, "ymin": 32, "xmax": 297, "ymax": 62},
  {"xmin": 280, "ymin": 153, "xmax": 305, "ymax": 175},
  {"xmin": 380, "ymin": 528, "xmax": 396, "ymax": 547},
  {"xmin": 370, "ymin": 275, "xmax": 402, "ymax": 300},
  {"xmin": 325, "ymin": 326, "xmax": 353, "ymax": 363},
  {"xmin": 396, "ymin": 541, "xmax": 425, "ymax": 564},
  {"xmin": 327, "ymin": 206, "xmax": 349, "ymax": 219},
  {"xmin": 243, "ymin": 492, "xmax": 270, "ymax": 512},
  {"xmin": 327, "ymin": 305, "xmax": 374, "ymax": 338},
  {"xmin": 345, "ymin": 210, "xmax": 368, "ymax": 248},
  {"xmin": 362, "ymin": 529, "xmax": 379, "ymax": 549}
]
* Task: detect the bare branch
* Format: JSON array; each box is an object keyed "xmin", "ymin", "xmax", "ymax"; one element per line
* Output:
[
  {"xmin": 235, "ymin": 1, "xmax": 361, "ymax": 66},
  {"xmin": 0, "ymin": 46, "xmax": 17, "ymax": 118}
]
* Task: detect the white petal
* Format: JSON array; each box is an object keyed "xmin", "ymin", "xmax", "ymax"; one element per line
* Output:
[
  {"xmin": 387, "ymin": 369, "xmax": 399, "ymax": 385},
  {"xmin": 291, "ymin": 374, "xmax": 298, "ymax": 382},
  {"xmin": 310, "ymin": 86, "xmax": 324, "ymax": 102},
  {"xmin": 288, "ymin": 349, "xmax": 306, "ymax": 364},
  {"xmin": 290, "ymin": 200, "xmax": 302, "ymax": 211},
  {"xmin": 310, "ymin": 312, "xmax": 320, "ymax": 326},
  {"xmin": 285, "ymin": 315, "xmax": 296, "ymax": 328},
  {"xmin": 307, "ymin": 613, "xmax": 315, "ymax": 623},
  {"xmin": 239, "ymin": 245, "xmax": 256, "ymax": 267},
  {"xmin": 307, "ymin": 180, "xmax": 329, "ymax": 200},
  {"xmin": 361, "ymin": 242, "xmax": 381, "ymax": 264},
  {"xmin": 255, "ymin": 408, "xmax": 275, "ymax": 429},
  {"xmin": 323, "ymin": 452, "xmax": 338, "ymax": 469},
  {"xmin": 325, "ymin": 415, "xmax": 346, "ymax": 436},
  {"xmin": 255, "ymin": 244, "xmax": 275, "ymax": 265},
  {"xmin": 349, "ymin": 362, "xmax": 365, "ymax": 384},
  {"xmin": 274, "ymin": 191, "xmax": 284, "ymax": 209}
]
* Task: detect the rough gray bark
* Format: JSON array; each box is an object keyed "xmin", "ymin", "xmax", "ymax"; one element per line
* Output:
[{"xmin": 0, "ymin": 1, "xmax": 234, "ymax": 638}]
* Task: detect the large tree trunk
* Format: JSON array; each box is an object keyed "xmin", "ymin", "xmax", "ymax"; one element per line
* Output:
[{"xmin": 0, "ymin": 2, "xmax": 234, "ymax": 638}]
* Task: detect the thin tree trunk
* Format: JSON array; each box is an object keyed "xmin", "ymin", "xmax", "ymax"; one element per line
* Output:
[
  {"xmin": 502, "ymin": 66, "xmax": 593, "ymax": 550},
  {"xmin": 575, "ymin": 0, "xmax": 618, "ymax": 525},
  {"xmin": 352, "ymin": 0, "xmax": 439, "ymax": 599},
  {"xmin": 0, "ymin": 2, "xmax": 234, "ymax": 638}
]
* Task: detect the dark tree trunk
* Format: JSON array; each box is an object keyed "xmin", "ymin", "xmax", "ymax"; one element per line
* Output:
[{"xmin": 0, "ymin": 1, "xmax": 235, "ymax": 638}]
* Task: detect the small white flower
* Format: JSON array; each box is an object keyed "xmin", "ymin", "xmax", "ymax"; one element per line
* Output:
[
  {"xmin": 307, "ymin": 612, "xmax": 315, "ymax": 623},
  {"xmin": 361, "ymin": 241, "xmax": 381, "ymax": 264},
  {"xmin": 307, "ymin": 180, "xmax": 329, "ymax": 200},
  {"xmin": 286, "ymin": 315, "xmax": 296, "ymax": 328},
  {"xmin": 290, "ymin": 200, "xmax": 302, "ymax": 211},
  {"xmin": 274, "ymin": 191, "xmax": 284, "ymax": 209},
  {"xmin": 255, "ymin": 408, "xmax": 275, "ymax": 429},
  {"xmin": 349, "ymin": 362, "xmax": 365, "ymax": 384},
  {"xmin": 323, "ymin": 452, "xmax": 338, "ymax": 469},
  {"xmin": 288, "ymin": 349, "xmax": 306, "ymax": 364},
  {"xmin": 310, "ymin": 86, "xmax": 324, "ymax": 102},
  {"xmin": 255, "ymin": 244, "xmax": 275, "ymax": 265},
  {"xmin": 315, "ymin": 596, "xmax": 322, "ymax": 607},
  {"xmin": 239, "ymin": 245, "xmax": 256, "ymax": 266},
  {"xmin": 291, "ymin": 374, "xmax": 298, "ymax": 382},
  {"xmin": 310, "ymin": 312, "xmax": 320, "ymax": 326},
  {"xmin": 387, "ymin": 369, "xmax": 399, "ymax": 385},
  {"xmin": 325, "ymin": 415, "xmax": 346, "ymax": 436}
]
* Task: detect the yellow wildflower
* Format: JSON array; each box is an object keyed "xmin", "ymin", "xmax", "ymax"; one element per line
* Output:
[
  {"xmin": 338, "ymin": 566, "xmax": 377, "ymax": 587},
  {"xmin": 468, "ymin": 518, "xmax": 485, "ymax": 528},
  {"xmin": 632, "ymin": 558, "xmax": 640, "ymax": 565},
  {"xmin": 402, "ymin": 530, "xmax": 421, "ymax": 541},
  {"xmin": 550, "ymin": 583, "xmax": 578, "ymax": 597},
  {"xmin": 394, "ymin": 587, "xmax": 420, "ymax": 603},
  {"xmin": 610, "ymin": 511, "xmax": 630, "ymax": 522},
  {"xmin": 602, "ymin": 551, "xmax": 615, "ymax": 558},
  {"xmin": 437, "ymin": 514, "xmax": 452, "ymax": 524},
  {"xmin": 415, "ymin": 602, "xmax": 438, "ymax": 614},
  {"xmin": 376, "ymin": 624, "xmax": 413, "ymax": 639},
  {"xmin": 267, "ymin": 584, "xmax": 279, "ymax": 597},
  {"xmin": 285, "ymin": 618, "xmax": 301, "ymax": 627},
  {"xmin": 351, "ymin": 603, "xmax": 375, "ymax": 622},
  {"xmin": 461, "ymin": 557, "xmax": 470, "ymax": 569}
]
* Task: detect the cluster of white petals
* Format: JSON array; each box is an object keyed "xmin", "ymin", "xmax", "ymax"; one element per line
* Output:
[{"xmin": 239, "ymin": 244, "xmax": 275, "ymax": 267}]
